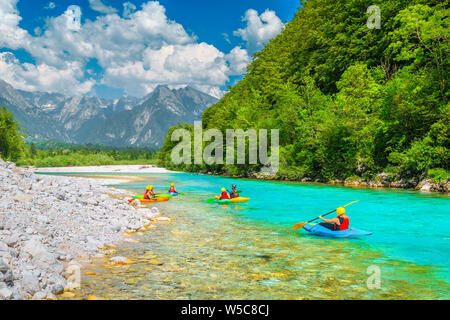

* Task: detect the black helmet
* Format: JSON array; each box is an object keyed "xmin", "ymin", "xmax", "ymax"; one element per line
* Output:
[{"xmin": 232, "ymin": 184, "xmax": 237, "ymax": 188}]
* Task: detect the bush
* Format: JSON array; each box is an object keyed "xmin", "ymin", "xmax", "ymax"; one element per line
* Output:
[{"xmin": 427, "ymin": 168, "xmax": 450, "ymax": 183}]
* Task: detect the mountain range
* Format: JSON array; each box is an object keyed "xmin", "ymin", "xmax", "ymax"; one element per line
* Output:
[{"xmin": 0, "ymin": 80, "xmax": 218, "ymax": 147}]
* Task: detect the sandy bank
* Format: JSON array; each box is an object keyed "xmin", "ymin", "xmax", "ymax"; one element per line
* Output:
[{"xmin": 34, "ymin": 164, "xmax": 174, "ymax": 174}]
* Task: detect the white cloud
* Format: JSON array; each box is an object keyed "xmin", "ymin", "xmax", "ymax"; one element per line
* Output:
[
  {"xmin": 88, "ymin": 0, "xmax": 117, "ymax": 14},
  {"xmin": 123, "ymin": 2, "xmax": 136, "ymax": 18},
  {"xmin": 222, "ymin": 32, "xmax": 231, "ymax": 44},
  {"xmin": 0, "ymin": 52, "xmax": 94, "ymax": 95},
  {"xmin": 0, "ymin": 0, "xmax": 30, "ymax": 50},
  {"xmin": 102, "ymin": 42, "xmax": 231, "ymax": 97},
  {"xmin": 63, "ymin": 5, "xmax": 82, "ymax": 31},
  {"xmin": 0, "ymin": 1, "xmax": 254, "ymax": 97},
  {"xmin": 225, "ymin": 46, "xmax": 251, "ymax": 74},
  {"xmin": 233, "ymin": 9, "xmax": 284, "ymax": 51},
  {"xmin": 34, "ymin": 27, "xmax": 42, "ymax": 36}
]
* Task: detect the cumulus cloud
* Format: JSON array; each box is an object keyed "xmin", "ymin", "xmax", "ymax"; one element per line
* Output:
[
  {"xmin": 0, "ymin": 0, "xmax": 30, "ymax": 49},
  {"xmin": 63, "ymin": 5, "xmax": 82, "ymax": 31},
  {"xmin": 0, "ymin": 52, "xmax": 94, "ymax": 95},
  {"xmin": 225, "ymin": 46, "xmax": 251, "ymax": 74},
  {"xmin": 0, "ymin": 1, "xmax": 254, "ymax": 97},
  {"xmin": 123, "ymin": 2, "xmax": 136, "ymax": 18},
  {"xmin": 102, "ymin": 42, "xmax": 231, "ymax": 97},
  {"xmin": 88, "ymin": 0, "xmax": 117, "ymax": 14},
  {"xmin": 233, "ymin": 9, "xmax": 284, "ymax": 51}
]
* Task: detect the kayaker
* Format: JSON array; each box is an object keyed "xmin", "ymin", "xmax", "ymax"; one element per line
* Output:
[
  {"xmin": 143, "ymin": 185, "xmax": 156, "ymax": 199},
  {"xmin": 318, "ymin": 207, "xmax": 349, "ymax": 231},
  {"xmin": 219, "ymin": 188, "xmax": 230, "ymax": 200},
  {"xmin": 168, "ymin": 183, "xmax": 178, "ymax": 194},
  {"xmin": 230, "ymin": 184, "xmax": 239, "ymax": 199}
]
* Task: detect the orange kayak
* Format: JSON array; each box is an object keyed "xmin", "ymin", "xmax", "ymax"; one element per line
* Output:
[{"xmin": 128, "ymin": 197, "xmax": 170, "ymax": 203}]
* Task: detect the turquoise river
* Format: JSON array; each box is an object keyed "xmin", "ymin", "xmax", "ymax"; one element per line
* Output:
[{"xmin": 53, "ymin": 172, "xmax": 449, "ymax": 300}]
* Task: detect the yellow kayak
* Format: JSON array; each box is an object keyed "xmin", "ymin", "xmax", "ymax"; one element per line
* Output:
[{"xmin": 214, "ymin": 196, "xmax": 250, "ymax": 203}]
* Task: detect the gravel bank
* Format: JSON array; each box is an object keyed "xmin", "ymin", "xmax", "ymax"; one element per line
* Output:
[
  {"xmin": 35, "ymin": 164, "xmax": 173, "ymax": 174},
  {"xmin": 0, "ymin": 159, "xmax": 167, "ymax": 300}
]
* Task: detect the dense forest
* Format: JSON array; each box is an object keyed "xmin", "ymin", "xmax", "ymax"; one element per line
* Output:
[
  {"xmin": 0, "ymin": 107, "xmax": 156, "ymax": 167},
  {"xmin": 158, "ymin": 0, "xmax": 449, "ymax": 184}
]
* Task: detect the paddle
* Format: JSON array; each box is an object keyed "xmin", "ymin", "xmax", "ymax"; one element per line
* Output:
[
  {"xmin": 133, "ymin": 194, "xmax": 173, "ymax": 199},
  {"xmin": 291, "ymin": 200, "xmax": 360, "ymax": 231}
]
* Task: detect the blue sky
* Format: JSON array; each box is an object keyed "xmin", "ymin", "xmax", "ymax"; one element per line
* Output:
[{"xmin": 0, "ymin": 0, "xmax": 300, "ymax": 99}]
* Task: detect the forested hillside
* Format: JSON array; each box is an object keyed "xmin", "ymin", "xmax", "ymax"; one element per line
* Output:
[{"xmin": 158, "ymin": 0, "xmax": 449, "ymax": 186}]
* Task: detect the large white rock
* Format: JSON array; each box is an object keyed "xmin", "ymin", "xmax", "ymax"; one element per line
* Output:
[
  {"xmin": 21, "ymin": 271, "xmax": 40, "ymax": 295},
  {"xmin": 22, "ymin": 238, "xmax": 58, "ymax": 270},
  {"xmin": 0, "ymin": 282, "xmax": 13, "ymax": 299},
  {"xmin": 420, "ymin": 183, "xmax": 432, "ymax": 191}
]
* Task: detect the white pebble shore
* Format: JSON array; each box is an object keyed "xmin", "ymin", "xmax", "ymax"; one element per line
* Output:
[{"xmin": 0, "ymin": 158, "xmax": 165, "ymax": 300}]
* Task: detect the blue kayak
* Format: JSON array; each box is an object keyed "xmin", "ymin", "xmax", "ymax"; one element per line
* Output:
[
  {"xmin": 168, "ymin": 192, "xmax": 179, "ymax": 196},
  {"xmin": 303, "ymin": 223, "xmax": 372, "ymax": 238}
]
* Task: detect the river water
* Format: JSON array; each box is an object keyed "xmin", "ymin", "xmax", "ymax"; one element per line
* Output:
[{"xmin": 58, "ymin": 172, "xmax": 449, "ymax": 299}]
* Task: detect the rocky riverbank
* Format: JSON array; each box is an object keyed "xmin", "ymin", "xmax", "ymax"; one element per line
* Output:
[
  {"xmin": 333, "ymin": 173, "xmax": 450, "ymax": 193},
  {"xmin": 204, "ymin": 171, "xmax": 449, "ymax": 193},
  {"xmin": 0, "ymin": 159, "xmax": 168, "ymax": 300}
]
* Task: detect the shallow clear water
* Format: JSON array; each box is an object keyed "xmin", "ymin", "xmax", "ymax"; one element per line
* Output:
[{"xmin": 58, "ymin": 172, "xmax": 450, "ymax": 299}]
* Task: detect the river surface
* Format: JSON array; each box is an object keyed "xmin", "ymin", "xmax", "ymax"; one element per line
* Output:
[{"xmin": 52, "ymin": 172, "xmax": 449, "ymax": 299}]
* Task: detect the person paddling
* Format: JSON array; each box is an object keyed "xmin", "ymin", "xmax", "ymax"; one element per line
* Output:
[
  {"xmin": 230, "ymin": 184, "xmax": 239, "ymax": 199},
  {"xmin": 318, "ymin": 207, "xmax": 349, "ymax": 231},
  {"xmin": 219, "ymin": 188, "xmax": 230, "ymax": 200},
  {"xmin": 168, "ymin": 183, "xmax": 178, "ymax": 194},
  {"xmin": 143, "ymin": 185, "xmax": 156, "ymax": 199}
]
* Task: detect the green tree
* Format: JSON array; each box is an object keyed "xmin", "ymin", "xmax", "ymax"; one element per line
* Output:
[
  {"xmin": 29, "ymin": 142, "xmax": 38, "ymax": 158},
  {"xmin": 0, "ymin": 106, "xmax": 26, "ymax": 162},
  {"xmin": 157, "ymin": 0, "xmax": 449, "ymax": 182}
]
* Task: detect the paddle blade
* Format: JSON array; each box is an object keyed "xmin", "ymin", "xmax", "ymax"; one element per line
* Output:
[
  {"xmin": 292, "ymin": 222, "xmax": 308, "ymax": 230},
  {"xmin": 343, "ymin": 200, "xmax": 359, "ymax": 208}
]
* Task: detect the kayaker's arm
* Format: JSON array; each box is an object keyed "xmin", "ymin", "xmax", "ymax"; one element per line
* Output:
[{"xmin": 318, "ymin": 216, "xmax": 340, "ymax": 224}]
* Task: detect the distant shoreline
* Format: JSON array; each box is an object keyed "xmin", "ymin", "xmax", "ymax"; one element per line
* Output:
[
  {"xmin": 180, "ymin": 170, "xmax": 450, "ymax": 194},
  {"xmin": 34, "ymin": 164, "xmax": 175, "ymax": 174}
]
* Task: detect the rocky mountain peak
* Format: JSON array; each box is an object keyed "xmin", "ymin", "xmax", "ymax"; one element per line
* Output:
[{"xmin": 0, "ymin": 80, "xmax": 219, "ymax": 147}]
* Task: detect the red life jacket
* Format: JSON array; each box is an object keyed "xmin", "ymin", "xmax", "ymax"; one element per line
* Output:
[
  {"xmin": 231, "ymin": 189, "xmax": 239, "ymax": 198},
  {"xmin": 169, "ymin": 187, "xmax": 176, "ymax": 193},
  {"xmin": 334, "ymin": 216, "xmax": 349, "ymax": 231},
  {"xmin": 220, "ymin": 192, "xmax": 230, "ymax": 200}
]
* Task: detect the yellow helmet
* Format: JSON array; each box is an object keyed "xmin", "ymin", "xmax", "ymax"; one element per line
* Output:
[
  {"xmin": 146, "ymin": 185, "xmax": 153, "ymax": 190},
  {"xmin": 171, "ymin": 183, "xmax": 174, "ymax": 187},
  {"xmin": 336, "ymin": 207, "xmax": 346, "ymax": 215},
  {"xmin": 221, "ymin": 188, "xmax": 226, "ymax": 192}
]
